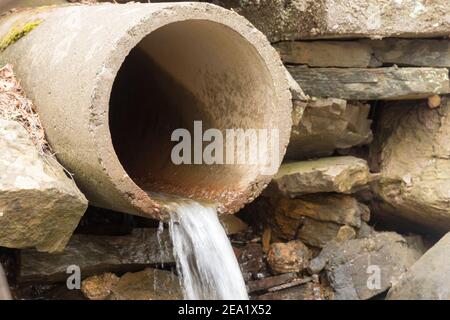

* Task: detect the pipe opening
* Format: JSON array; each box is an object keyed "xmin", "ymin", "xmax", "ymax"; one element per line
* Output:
[{"xmin": 109, "ymin": 20, "xmax": 278, "ymax": 206}]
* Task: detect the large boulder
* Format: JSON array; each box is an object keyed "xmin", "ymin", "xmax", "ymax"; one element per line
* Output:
[
  {"xmin": 370, "ymin": 97, "xmax": 450, "ymax": 231},
  {"xmin": 387, "ymin": 232, "xmax": 450, "ymax": 300},
  {"xmin": 309, "ymin": 232, "xmax": 425, "ymax": 300},
  {"xmin": 0, "ymin": 119, "xmax": 87, "ymax": 252}
]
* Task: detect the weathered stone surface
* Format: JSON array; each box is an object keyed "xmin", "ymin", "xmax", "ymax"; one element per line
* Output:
[
  {"xmin": 309, "ymin": 232, "xmax": 425, "ymax": 300},
  {"xmin": 277, "ymin": 39, "xmax": 450, "ymax": 68},
  {"xmin": 81, "ymin": 273, "xmax": 119, "ymax": 300},
  {"xmin": 275, "ymin": 41, "xmax": 374, "ymax": 67},
  {"xmin": 0, "ymin": 119, "xmax": 87, "ymax": 252},
  {"xmin": 270, "ymin": 194, "xmax": 368, "ymax": 233},
  {"xmin": 109, "ymin": 268, "xmax": 182, "ymax": 300},
  {"xmin": 370, "ymin": 97, "xmax": 450, "ymax": 231},
  {"xmin": 267, "ymin": 240, "xmax": 311, "ymax": 274},
  {"xmin": 18, "ymin": 228, "xmax": 174, "ymax": 283},
  {"xmin": 288, "ymin": 66, "xmax": 450, "ymax": 100},
  {"xmin": 366, "ymin": 39, "xmax": 450, "ymax": 68},
  {"xmin": 297, "ymin": 218, "xmax": 342, "ymax": 248},
  {"xmin": 219, "ymin": 214, "xmax": 248, "ymax": 235},
  {"xmin": 286, "ymin": 98, "xmax": 372, "ymax": 159},
  {"xmin": 214, "ymin": 0, "xmax": 450, "ymax": 42},
  {"xmin": 387, "ymin": 232, "xmax": 450, "ymax": 300},
  {"xmin": 267, "ymin": 156, "xmax": 371, "ymax": 196},
  {"xmin": 82, "ymin": 268, "xmax": 182, "ymax": 300}
]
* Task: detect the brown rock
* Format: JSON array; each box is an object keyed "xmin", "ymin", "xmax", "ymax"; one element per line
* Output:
[
  {"xmin": 271, "ymin": 194, "xmax": 367, "ymax": 230},
  {"xmin": 109, "ymin": 268, "xmax": 182, "ymax": 300},
  {"xmin": 81, "ymin": 268, "xmax": 182, "ymax": 300},
  {"xmin": 267, "ymin": 240, "xmax": 311, "ymax": 274},
  {"xmin": 335, "ymin": 225, "xmax": 356, "ymax": 242},
  {"xmin": 428, "ymin": 95, "xmax": 441, "ymax": 109},
  {"xmin": 297, "ymin": 218, "xmax": 342, "ymax": 248},
  {"xmin": 81, "ymin": 273, "xmax": 119, "ymax": 300},
  {"xmin": 219, "ymin": 214, "xmax": 248, "ymax": 235}
]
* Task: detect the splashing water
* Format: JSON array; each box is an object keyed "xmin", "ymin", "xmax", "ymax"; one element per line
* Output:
[{"xmin": 168, "ymin": 200, "xmax": 248, "ymax": 300}]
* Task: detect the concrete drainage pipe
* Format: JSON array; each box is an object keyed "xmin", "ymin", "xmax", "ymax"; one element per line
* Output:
[{"xmin": 0, "ymin": 2, "xmax": 292, "ymax": 219}]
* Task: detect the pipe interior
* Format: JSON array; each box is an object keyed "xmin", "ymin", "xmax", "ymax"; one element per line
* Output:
[{"xmin": 109, "ymin": 20, "xmax": 278, "ymax": 204}]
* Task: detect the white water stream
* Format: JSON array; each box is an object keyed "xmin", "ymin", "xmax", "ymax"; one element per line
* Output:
[{"xmin": 167, "ymin": 200, "xmax": 249, "ymax": 300}]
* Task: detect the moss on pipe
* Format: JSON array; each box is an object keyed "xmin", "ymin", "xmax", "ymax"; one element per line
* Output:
[{"xmin": 0, "ymin": 19, "xmax": 42, "ymax": 51}]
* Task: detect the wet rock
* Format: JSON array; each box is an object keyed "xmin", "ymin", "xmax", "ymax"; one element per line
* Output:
[
  {"xmin": 81, "ymin": 273, "xmax": 119, "ymax": 300},
  {"xmin": 369, "ymin": 97, "xmax": 450, "ymax": 231},
  {"xmin": 267, "ymin": 156, "xmax": 371, "ymax": 196},
  {"xmin": 297, "ymin": 218, "xmax": 342, "ymax": 248},
  {"xmin": 309, "ymin": 232, "xmax": 425, "ymax": 299},
  {"xmin": 19, "ymin": 228, "xmax": 174, "ymax": 283},
  {"xmin": 0, "ymin": 119, "xmax": 88, "ymax": 252},
  {"xmin": 286, "ymin": 98, "xmax": 372, "ymax": 160},
  {"xmin": 219, "ymin": 214, "xmax": 248, "ymax": 235},
  {"xmin": 82, "ymin": 268, "xmax": 182, "ymax": 300},
  {"xmin": 267, "ymin": 241, "xmax": 311, "ymax": 274},
  {"xmin": 235, "ymin": 243, "xmax": 266, "ymax": 282},
  {"xmin": 0, "ymin": 263, "xmax": 11, "ymax": 300},
  {"xmin": 109, "ymin": 269, "xmax": 181, "ymax": 300},
  {"xmin": 387, "ymin": 232, "xmax": 450, "ymax": 300}
]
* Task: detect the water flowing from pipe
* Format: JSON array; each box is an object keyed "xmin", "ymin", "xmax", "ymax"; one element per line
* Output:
[{"xmin": 167, "ymin": 200, "xmax": 248, "ymax": 300}]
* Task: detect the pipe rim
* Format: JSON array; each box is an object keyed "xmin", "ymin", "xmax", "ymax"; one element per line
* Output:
[{"xmin": 91, "ymin": 3, "xmax": 292, "ymax": 219}]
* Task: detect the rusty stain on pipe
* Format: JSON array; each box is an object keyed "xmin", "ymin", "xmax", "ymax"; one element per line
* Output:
[{"xmin": 0, "ymin": 2, "xmax": 292, "ymax": 219}]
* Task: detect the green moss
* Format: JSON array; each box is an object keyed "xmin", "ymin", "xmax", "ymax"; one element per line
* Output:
[{"xmin": 0, "ymin": 19, "xmax": 42, "ymax": 52}]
